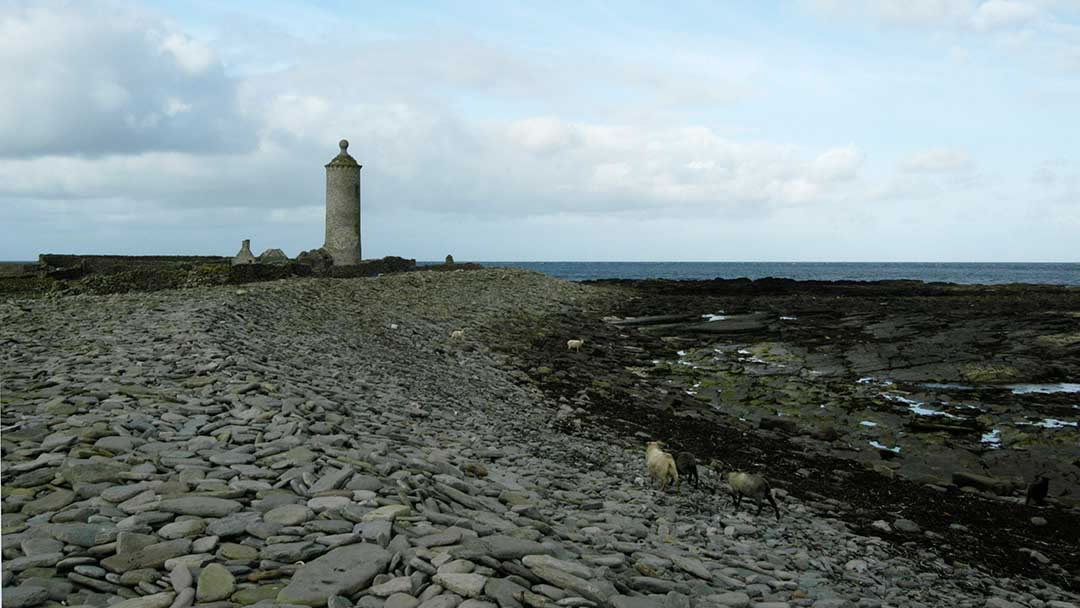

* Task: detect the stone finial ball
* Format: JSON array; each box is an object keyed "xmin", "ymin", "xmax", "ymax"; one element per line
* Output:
[{"xmin": 339, "ymin": 139, "xmax": 349, "ymax": 152}]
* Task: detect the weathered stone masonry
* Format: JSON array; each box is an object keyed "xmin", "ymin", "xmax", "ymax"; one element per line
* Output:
[{"xmin": 323, "ymin": 139, "xmax": 362, "ymax": 266}]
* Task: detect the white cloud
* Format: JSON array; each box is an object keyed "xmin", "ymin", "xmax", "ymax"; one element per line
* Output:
[
  {"xmin": 160, "ymin": 32, "xmax": 216, "ymax": 74},
  {"xmin": 971, "ymin": 0, "xmax": 1040, "ymax": 30},
  {"xmin": 901, "ymin": 148, "xmax": 974, "ymax": 172},
  {"xmin": 811, "ymin": 145, "xmax": 865, "ymax": 182},
  {"xmin": 802, "ymin": 0, "xmax": 975, "ymax": 27},
  {"xmin": 1032, "ymin": 159, "xmax": 1079, "ymax": 204},
  {"xmin": 804, "ymin": 0, "xmax": 1059, "ymax": 32},
  {"xmin": 507, "ymin": 117, "xmax": 581, "ymax": 155},
  {"xmin": 0, "ymin": 1, "xmax": 252, "ymax": 158}
]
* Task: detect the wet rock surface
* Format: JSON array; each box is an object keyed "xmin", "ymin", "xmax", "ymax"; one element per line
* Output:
[{"xmin": 2, "ymin": 269, "xmax": 1078, "ymax": 608}]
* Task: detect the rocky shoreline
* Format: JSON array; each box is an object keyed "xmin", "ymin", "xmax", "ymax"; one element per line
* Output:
[{"xmin": 2, "ymin": 269, "xmax": 1078, "ymax": 608}]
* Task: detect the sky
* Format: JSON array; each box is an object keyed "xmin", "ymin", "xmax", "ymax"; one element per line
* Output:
[{"xmin": 1, "ymin": 0, "xmax": 1078, "ymax": 262}]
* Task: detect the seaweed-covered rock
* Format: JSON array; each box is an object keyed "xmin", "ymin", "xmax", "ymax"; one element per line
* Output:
[{"xmin": 296, "ymin": 248, "xmax": 334, "ymax": 274}]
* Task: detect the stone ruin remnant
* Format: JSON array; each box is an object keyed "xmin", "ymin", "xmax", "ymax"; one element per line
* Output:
[
  {"xmin": 233, "ymin": 239, "xmax": 256, "ymax": 265},
  {"xmin": 257, "ymin": 248, "xmax": 289, "ymax": 265},
  {"xmin": 324, "ymin": 139, "xmax": 362, "ymax": 266}
]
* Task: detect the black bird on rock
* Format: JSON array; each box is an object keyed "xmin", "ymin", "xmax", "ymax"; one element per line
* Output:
[{"xmin": 1025, "ymin": 476, "xmax": 1049, "ymax": 506}]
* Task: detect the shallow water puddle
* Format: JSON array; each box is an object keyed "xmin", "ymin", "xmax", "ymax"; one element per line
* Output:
[
  {"xmin": 1007, "ymin": 383, "xmax": 1080, "ymax": 394},
  {"xmin": 920, "ymin": 382, "xmax": 974, "ymax": 391},
  {"xmin": 981, "ymin": 428, "xmax": 1002, "ymax": 448},
  {"xmin": 881, "ymin": 392, "xmax": 962, "ymax": 419},
  {"xmin": 869, "ymin": 440, "xmax": 901, "ymax": 453},
  {"xmin": 701, "ymin": 313, "xmax": 727, "ymax": 321},
  {"xmin": 857, "ymin": 377, "xmax": 894, "ymax": 386},
  {"xmin": 860, "ymin": 420, "xmax": 879, "ymax": 427},
  {"xmin": 919, "ymin": 382, "xmax": 1080, "ymax": 394},
  {"xmin": 1018, "ymin": 418, "xmax": 1079, "ymax": 429}
]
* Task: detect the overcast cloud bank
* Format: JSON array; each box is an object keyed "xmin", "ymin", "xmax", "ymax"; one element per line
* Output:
[{"xmin": 1, "ymin": 1, "xmax": 1077, "ymax": 261}]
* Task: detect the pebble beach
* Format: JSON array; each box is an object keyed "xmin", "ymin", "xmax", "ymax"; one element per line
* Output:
[{"xmin": 2, "ymin": 269, "xmax": 1078, "ymax": 608}]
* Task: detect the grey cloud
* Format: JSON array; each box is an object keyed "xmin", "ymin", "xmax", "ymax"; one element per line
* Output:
[{"xmin": 0, "ymin": 1, "xmax": 254, "ymax": 158}]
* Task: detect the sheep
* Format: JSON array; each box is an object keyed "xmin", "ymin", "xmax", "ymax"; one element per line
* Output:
[
  {"xmin": 674, "ymin": 451, "xmax": 700, "ymax": 488},
  {"xmin": 645, "ymin": 441, "xmax": 679, "ymax": 492},
  {"xmin": 712, "ymin": 460, "xmax": 780, "ymax": 520},
  {"xmin": 1026, "ymin": 476, "xmax": 1049, "ymax": 506},
  {"xmin": 567, "ymin": 339, "xmax": 584, "ymax": 351},
  {"xmin": 450, "ymin": 329, "xmax": 465, "ymax": 340}
]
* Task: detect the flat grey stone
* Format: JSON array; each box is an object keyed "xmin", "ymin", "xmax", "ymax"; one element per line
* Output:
[
  {"xmin": 196, "ymin": 563, "xmax": 235, "ymax": 602},
  {"xmin": 101, "ymin": 539, "xmax": 192, "ymax": 573},
  {"xmin": 108, "ymin": 591, "xmax": 176, "ymax": 608},
  {"xmin": 169, "ymin": 565, "xmax": 193, "ymax": 592},
  {"xmin": 433, "ymin": 574, "xmax": 486, "ymax": 598},
  {"xmin": 265, "ymin": 504, "xmax": 314, "ymax": 525},
  {"xmin": 416, "ymin": 596, "xmax": 463, "ymax": 608},
  {"xmin": 21, "ymin": 489, "xmax": 76, "ymax": 516},
  {"xmin": 527, "ymin": 564, "xmax": 614, "ymax": 606},
  {"xmin": 3, "ymin": 552, "xmax": 64, "ymax": 573},
  {"xmin": 16, "ymin": 576, "xmax": 73, "ymax": 602},
  {"xmin": 20, "ymin": 538, "xmax": 63, "ymax": 556},
  {"xmin": 483, "ymin": 578, "xmax": 526, "ymax": 608},
  {"xmin": 452, "ymin": 536, "xmax": 554, "ymax": 561},
  {"xmin": 611, "ymin": 596, "xmax": 664, "ymax": 608},
  {"xmin": 309, "ymin": 467, "xmax": 354, "ymax": 494},
  {"xmin": 277, "ymin": 543, "xmax": 391, "ymax": 606},
  {"xmin": 207, "ymin": 512, "xmax": 261, "ymax": 537},
  {"xmin": 385, "ymin": 594, "xmax": 420, "ymax": 608},
  {"xmin": 102, "ymin": 483, "xmax": 153, "ymax": 503},
  {"xmin": 701, "ymin": 592, "xmax": 750, "ymax": 608},
  {"xmin": 414, "ymin": 529, "xmax": 463, "ymax": 548},
  {"xmin": 60, "ymin": 461, "xmax": 129, "ymax": 484},
  {"xmin": 157, "ymin": 497, "xmax": 243, "ymax": 517},
  {"xmin": 1, "ymin": 585, "xmax": 50, "ymax": 608},
  {"xmin": 159, "ymin": 519, "xmax": 207, "ymax": 540},
  {"xmin": 369, "ymin": 576, "xmax": 414, "ymax": 597},
  {"xmin": 893, "ymin": 519, "xmax": 920, "ymax": 534},
  {"xmin": 170, "ymin": 587, "xmax": 195, "ymax": 608},
  {"xmin": 521, "ymin": 555, "xmax": 591, "ymax": 580},
  {"xmin": 308, "ymin": 496, "xmax": 352, "ymax": 513},
  {"xmin": 260, "ymin": 540, "xmax": 323, "ymax": 563}
]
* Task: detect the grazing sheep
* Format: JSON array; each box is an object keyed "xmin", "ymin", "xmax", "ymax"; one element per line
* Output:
[
  {"xmin": 567, "ymin": 339, "xmax": 584, "ymax": 351},
  {"xmin": 450, "ymin": 329, "xmax": 465, "ymax": 340},
  {"xmin": 675, "ymin": 451, "xmax": 700, "ymax": 488},
  {"xmin": 1026, "ymin": 476, "xmax": 1049, "ymax": 506},
  {"xmin": 712, "ymin": 461, "xmax": 780, "ymax": 520},
  {"xmin": 645, "ymin": 441, "xmax": 679, "ymax": 492}
]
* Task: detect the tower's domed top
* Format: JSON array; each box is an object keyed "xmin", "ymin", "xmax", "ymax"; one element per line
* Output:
[{"xmin": 326, "ymin": 138, "xmax": 359, "ymax": 168}]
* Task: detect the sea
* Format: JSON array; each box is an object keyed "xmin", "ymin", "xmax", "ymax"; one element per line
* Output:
[{"xmin": 422, "ymin": 261, "xmax": 1080, "ymax": 285}]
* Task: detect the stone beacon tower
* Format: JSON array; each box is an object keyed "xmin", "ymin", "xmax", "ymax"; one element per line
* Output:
[{"xmin": 323, "ymin": 139, "xmax": 362, "ymax": 265}]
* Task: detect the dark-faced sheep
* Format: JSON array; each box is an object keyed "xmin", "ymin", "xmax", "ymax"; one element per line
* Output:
[
  {"xmin": 1026, "ymin": 476, "xmax": 1049, "ymax": 506},
  {"xmin": 712, "ymin": 461, "xmax": 780, "ymax": 520},
  {"xmin": 675, "ymin": 451, "xmax": 700, "ymax": 488}
]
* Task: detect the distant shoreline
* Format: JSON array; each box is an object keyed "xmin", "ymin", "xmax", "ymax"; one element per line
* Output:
[
  {"xmin": 5, "ymin": 258, "xmax": 1079, "ymax": 285},
  {"xmin": 422, "ymin": 260, "xmax": 1080, "ymax": 285}
]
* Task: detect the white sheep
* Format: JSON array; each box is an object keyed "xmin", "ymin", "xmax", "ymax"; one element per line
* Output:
[
  {"xmin": 645, "ymin": 441, "xmax": 679, "ymax": 492},
  {"xmin": 450, "ymin": 329, "xmax": 465, "ymax": 340},
  {"xmin": 566, "ymin": 339, "xmax": 584, "ymax": 351}
]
